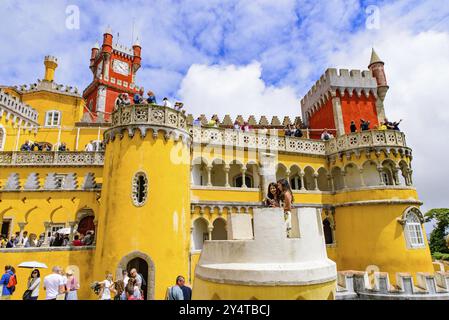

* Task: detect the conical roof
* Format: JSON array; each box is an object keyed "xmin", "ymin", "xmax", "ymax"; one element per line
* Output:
[{"xmin": 369, "ymin": 48, "xmax": 383, "ymax": 67}]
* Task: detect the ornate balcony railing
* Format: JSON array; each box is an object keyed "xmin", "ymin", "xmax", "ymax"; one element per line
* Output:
[
  {"xmin": 111, "ymin": 104, "xmax": 187, "ymax": 130},
  {"xmin": 325, "ymin": 130, "xmax": 408, "ymax": 155},
  {"xmin": 190, "ymin": 127, "xmax": 408, "ymax": 156},
  {"xmin": 190, "ymin": 126, "xmax": 327, "ymax": 155},
  {"xmin": 0, "ymin": 151, "xmax": 104, "ymax": 166}
]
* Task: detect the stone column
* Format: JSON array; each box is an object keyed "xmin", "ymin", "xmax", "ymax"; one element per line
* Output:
[
  {"xmin": 313, "ymin": 173, "xmax": 319, "ymax": 191},
  {"xmin": 327, "ymin": 174, "xmax": 335, "ymax": 192},
  {"xmin": 207, "ymin": 225, "xmax": 213, "ymax": 241},
  {"xmin": 68, "ymin": 221, "xmax": 77, "ymax": 245},
  {"xmin": 206, "ymin": 165, "xmax": 212, "ymax": 187},
  {"xmin": 43, "ymin": 221, "xmax": 52, "ymax": 247},
  {"xmin": 341, "ymin": 171, "xmax": 347, "ymax": 189},
  {"xmin": 285, "ymin": 170, "xmax": 290, "ymax": 181},
  {"xmin": 224, "ymin": 165, "xmax": 230, "ymax": 188},
  {"xmin": 17, "ymin": 222, "xmax": 28, "ymax": 248},
  {"xmin": 241, "ymin": 167, "xmax": 247, "ymax": 188},
  {"xmin": 300, "ymin": 172, "xmax": 306, "ymax": 191},
  {"xmin": 359, "ymin": 169, "xmax": 366, "ymax": 187},
  {"xmin": 394, "ymin": 167, "xmax": 401, "ymax": 185},
  {"xmin": 377, "ymin": 166, "xmax": 385, "ymax": 185},
  {"xmin": 92, "ymin": 221, "xmax": 98, "ymax": 246},
  {"xmin": 408, "ymin": 169, "xmax": 413, "ymax": 186}
]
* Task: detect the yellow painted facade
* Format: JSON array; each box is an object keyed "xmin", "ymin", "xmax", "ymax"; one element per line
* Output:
[{"xmin": 0, "ymin": 53, "xmax": 437, "ymax": 300}]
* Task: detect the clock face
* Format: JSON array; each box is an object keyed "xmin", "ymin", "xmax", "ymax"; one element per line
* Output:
[{"xmin": 113, "ymin": 59, "xmax": 129, "ymax": 76}]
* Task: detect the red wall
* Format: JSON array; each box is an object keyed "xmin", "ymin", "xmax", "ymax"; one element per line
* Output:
[
  {"xmin": 308, "ymin": 99, "xmax": 336, "ymax": 139},
  {"xmin": 339, "ymin": 92, "xmax": 378, "ymax": 134}
]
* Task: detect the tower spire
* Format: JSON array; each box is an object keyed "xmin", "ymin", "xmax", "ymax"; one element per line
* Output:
[{"xmin": 369, "ymin": 48, "xmax": 383, "ymax": 68}]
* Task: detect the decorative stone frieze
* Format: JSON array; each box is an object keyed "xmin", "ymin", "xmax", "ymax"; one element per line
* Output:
[
  {"xmin": 104, "ymin": 104, "xmax": 190, "ymax": 145},
  {"xmin": 0, "ymin": 152, "xmax": 104, "ymax": 166}
]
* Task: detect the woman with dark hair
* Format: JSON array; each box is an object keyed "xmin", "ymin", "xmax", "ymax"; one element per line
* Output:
[
  {"xmin": 264, "ymin": 182, "xmax": 280, "ymax": 207},
  {"xmin": 277, "ymin": 179, "xmax": 294, "ymax": 237},
  {"xmin": 23, "ymin": 269, "xmax": 40, "ymax": 300}
]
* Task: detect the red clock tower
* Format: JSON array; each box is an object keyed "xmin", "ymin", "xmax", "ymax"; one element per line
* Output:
[{"xmin": 83, "ymin": 27, "xmax": 142, "ymax": 121}]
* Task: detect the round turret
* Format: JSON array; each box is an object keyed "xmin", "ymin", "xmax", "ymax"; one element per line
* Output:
[{"xmin": 93, "ymin": 103, "xmax": 191, "ymax": 300}]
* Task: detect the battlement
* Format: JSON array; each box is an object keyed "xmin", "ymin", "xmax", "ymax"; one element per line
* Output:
[
  {"xmin": 186, "ymin": 113, "xmax": 303, "ymax": 128},
  {"xmin": 0, "ymin": 88, "xmax": 39, "ymax": 127},
  {"xmin": 44, "ymin": 55, "xmax": 58, "ymax": 64},
  {"xmin": 112, "ymin": 43, "xmax": 134, "ymax": 58},
  {"xmin": 301, "ymin": 68, "xmax": 378, "ymax": 122},
  {"xmin": 337, "ymin": 270, "xmax": 449, "ymax": 300},
  {"xmin": 11, "ymin": 79, "xmax": 80, "ymax": 97}
]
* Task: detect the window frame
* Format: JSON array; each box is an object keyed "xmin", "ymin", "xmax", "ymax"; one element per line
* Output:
[
  {"xmin": 132, "ymin": 171, "xmax": 148, "ymax": 207},
  {"xmin": 45, "ymin": 110, "xmax": 61, "ymax": 127},
  {"xmin": 0, "ymin": 125, "xmax": 5, "ymax": 151},
  {"xmin": 404, "ymin": 211, "xmax": 425, "ymax": 249}
]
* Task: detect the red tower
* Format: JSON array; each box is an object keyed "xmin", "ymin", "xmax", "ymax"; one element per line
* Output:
[
  {"xmin": 301, "ymin": 49, "xmax": 388, "ymax": 138},
  {"xmin": 83, "ymin": 27, "xmax": 142, "ymax": 121}
]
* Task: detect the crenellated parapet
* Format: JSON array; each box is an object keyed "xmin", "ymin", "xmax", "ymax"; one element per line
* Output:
[
  {"xmin": 337, "ymin": 270, "xmax": 449, "ymax": 300},
  {"xmin": 0, "ymin": 88, "xmax": 39, "ymax": 129},
  {"xmin": 186, "ymin": 113, "xmax": 303, "ymax": 128},
  {"xmin": 104, "ymin": 104, "xmax": 191, "ymax": 145},
  {"xmin": 10, "ymin": 79, "xmax": 81, "ymax": 97},
  {"xmin": 300, "ymin": 68, "xmax": 378, "ymax": 123}
]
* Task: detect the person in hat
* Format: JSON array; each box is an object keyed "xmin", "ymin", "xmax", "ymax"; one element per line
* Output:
[{"xmin": 65, "ymin": 269, "xmax": 80, "ymax": 300}]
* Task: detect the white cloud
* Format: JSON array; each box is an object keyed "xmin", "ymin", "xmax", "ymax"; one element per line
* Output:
[{"xmin": 178, "ymin": 62, "xmax": 299, "ymax": 118}]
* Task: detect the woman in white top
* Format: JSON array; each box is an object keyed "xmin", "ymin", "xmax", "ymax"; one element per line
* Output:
[
  {"xmin": 99, "ymin": 273, "xmax": 116, "ymax": 300},
  {"xmin": 24, "ymin": 269, "xmax": 41, "ymax": 300}
]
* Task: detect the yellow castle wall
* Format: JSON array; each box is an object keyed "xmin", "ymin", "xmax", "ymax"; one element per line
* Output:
[
  {"xmin": 192, "ymin": 277, "xmax": 336, "ymax": 300},
  {"xmin": 93, "ymin": 131, "xmax": 191, "ymax": 300}
]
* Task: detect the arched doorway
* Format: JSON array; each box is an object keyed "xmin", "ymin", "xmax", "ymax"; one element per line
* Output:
[
  {"xmin": 127, "ymin": 258, "xmax": 149, "ymax": 300},
  {"xmin": 212, "ymin": 218, "xmax": 227, "ymax": 240},
  {"xmin": 323, "ymin": 219, "xmax": 333, "ymax": 244},
  {"xmin": 117, "ymin": 251, "xmax": 155, "ymax": 300}
]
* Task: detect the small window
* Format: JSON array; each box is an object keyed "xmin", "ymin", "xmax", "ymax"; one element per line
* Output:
[
  {"xmin": 405, "ymin": 211, "xmax": 425, "ymax": 248},
  {"xmin": 0, "ymin": 125, "xmax": 5, "ymax": 151},
  {"xmin": 48, "ymin": 224, "xmax": 65, "ymax": 237},
  {"xmin": 45, "ymin": 110, "xmax": 61, "ymax": 127},
  {"xmin": 132, "ymin": 172, "xmax": 148, "ymax": 206},
  {"xmin": 234, "ymin": 175, "xmax": 253, "ymax": 188},
  {"xmin": 54, "ymin": 174, "xmax": 67, "ymax": 189}
]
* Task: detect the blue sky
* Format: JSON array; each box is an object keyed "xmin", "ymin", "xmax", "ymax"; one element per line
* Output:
[{"xmin": 1, "ymin": 0, "xmax": 449, "ymax": 231}]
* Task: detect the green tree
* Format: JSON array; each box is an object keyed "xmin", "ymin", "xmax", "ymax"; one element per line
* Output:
[{"xmin": 425, "ymin": 208, "xmax": 449, "ymax": 254}]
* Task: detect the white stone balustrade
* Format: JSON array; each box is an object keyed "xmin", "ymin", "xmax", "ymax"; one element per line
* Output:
[{"xmin": 0, "ymin": 151, "xmax": 105, "ymax": 166}]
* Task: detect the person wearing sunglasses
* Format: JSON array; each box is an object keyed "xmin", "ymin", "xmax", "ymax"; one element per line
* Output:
[{"xmin": 23, "ymin": 269, "xmax": 40, "ymax": 300}]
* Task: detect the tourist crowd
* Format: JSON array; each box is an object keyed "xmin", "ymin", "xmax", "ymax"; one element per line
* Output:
[
  {"xmin": 114, "ymin": 88, "xmax": 184, "ymax": 112},
  {"xmin": 0, "ymin": 265, "xmax": 79, "ymax": 300},
  {"xmin": 0, "ymin": 230, "xmax": 95, "ymax": 249}
]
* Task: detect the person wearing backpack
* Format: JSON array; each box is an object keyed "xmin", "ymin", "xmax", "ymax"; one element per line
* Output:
[{"xmin": 1, "ymin": 265, "xmax": 16, "ymax": 300}]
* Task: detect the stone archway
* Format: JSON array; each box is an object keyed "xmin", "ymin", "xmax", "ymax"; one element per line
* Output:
[{"xmin": 116, "ymin": 250, "xmax": 156, "ymax": 300}]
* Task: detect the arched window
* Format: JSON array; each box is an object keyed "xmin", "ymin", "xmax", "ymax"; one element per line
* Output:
[
  {"xmin": 234, "ymin": 175, "xmax": 253, "ymax": 188},
  {"xmin": 45, "ymin": 110, "xmax": 61, "ymax": 127},
  {"xmin": 405, "ymin": 211, "xmax": 425, "ymax": 248},
  {"xmin": 323, "ymin": 219, "xmax": 333, "ymax": 244},
  {"xmin": 0, "ymin": 125, "xmax": 5, "ymax": 151},
  {"xmin": 132, "ymin": 172, "xmax": 148, "ymax": 206},
  {"xmin": 290, "ymin": 175, "xmax": 302, "ymax": 190},
  {"xmin": 192, "ymin": 218, "xmax": 209, "ymax": 250}
]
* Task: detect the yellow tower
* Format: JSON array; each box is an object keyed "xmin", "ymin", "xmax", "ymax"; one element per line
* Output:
[
  {"xmin": 44, "ymin": 55, "xmax": 58, "ymax": 82},
  {"xmin": 93, "ymin": 104, "xmax": 191, "ymax": 299}
]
